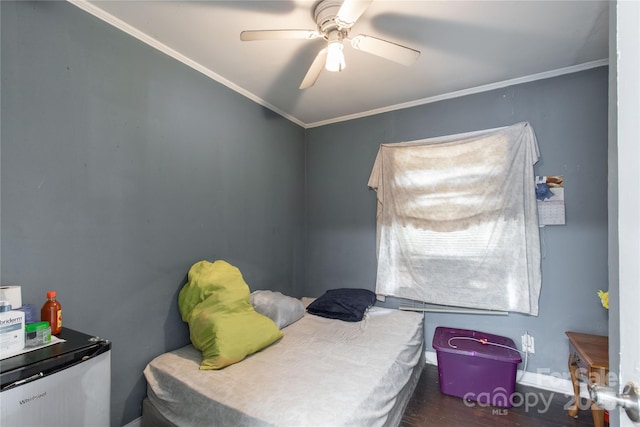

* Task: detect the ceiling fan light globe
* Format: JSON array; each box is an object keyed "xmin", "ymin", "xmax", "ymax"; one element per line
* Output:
[{"xmin": 326, "ymin": 42, "xmax": 346, "ymax": 72}]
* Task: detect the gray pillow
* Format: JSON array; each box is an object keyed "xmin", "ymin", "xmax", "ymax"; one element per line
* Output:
[{"xmin": 250, "ymin": 290, "xmax": 305, "ymax": 329}]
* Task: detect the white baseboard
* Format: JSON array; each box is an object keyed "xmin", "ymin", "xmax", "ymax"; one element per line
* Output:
[{"xmin": 424, "ymin": 350, "xmax": 589, "ymax": 399}]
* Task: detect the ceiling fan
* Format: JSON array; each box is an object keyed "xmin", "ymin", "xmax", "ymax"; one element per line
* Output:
[{"xmin": 240, "ymin": 0, "xmax": 420, "ymax": 89}]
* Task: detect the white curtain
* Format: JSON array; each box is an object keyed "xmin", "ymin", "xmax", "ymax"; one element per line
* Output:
[{"xmin": 368, "ymin": 122, "xmax": 541, "ymax": 315}]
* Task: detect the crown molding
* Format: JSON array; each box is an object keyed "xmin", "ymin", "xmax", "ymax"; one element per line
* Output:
[
  {"xmin": 67, "ymin": 0, "xmax": 306, "ymax": 128},
  {"xmin": 67, "ymin": 1, "xmax": 607, "ymax": 130}
]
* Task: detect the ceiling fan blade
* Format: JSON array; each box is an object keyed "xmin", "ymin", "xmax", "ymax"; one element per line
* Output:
[
  {"xmin": 240, "ymin": 30, "xmax": 320, "ymax": 41},
  {"xmin": 350, "ymin": 35, "xmax": 420, "ymax": 66},
  {"xmin": 336, "ymin": 0, "xmax": 373, "ymax": 29},
  {"xmin": 299, "ymin": 48, "xmax": 328, "ymax": 89}
]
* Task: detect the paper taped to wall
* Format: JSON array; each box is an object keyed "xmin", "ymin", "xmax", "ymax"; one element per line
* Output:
[{"xmin": 536, "ymin": 176, "xmax": 565, "ymax": 226}]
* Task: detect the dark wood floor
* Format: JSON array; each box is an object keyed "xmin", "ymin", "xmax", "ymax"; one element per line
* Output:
[{"xmin": 400, "ymin": 364, "xmax": 597, "ymax": 427}]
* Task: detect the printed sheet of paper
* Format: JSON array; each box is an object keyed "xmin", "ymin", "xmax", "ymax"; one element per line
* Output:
[{"xmin": 536, "ymin": 176, "xmax": 565, "ymax": 226}]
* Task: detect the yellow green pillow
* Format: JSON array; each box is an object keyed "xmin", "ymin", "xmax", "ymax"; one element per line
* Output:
[{"xmin": 178, "ymin": 260, "xmax": 283, "ymax": 369}]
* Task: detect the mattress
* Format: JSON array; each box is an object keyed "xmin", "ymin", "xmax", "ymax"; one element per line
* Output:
[{"xmin": 143, "ymin": 306, "xmax": 424, "ymax": 427}]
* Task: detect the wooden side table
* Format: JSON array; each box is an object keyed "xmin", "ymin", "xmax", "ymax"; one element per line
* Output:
[{"xmin": 566, "ymin": 331, "xmax": 609, "ymax": 427}]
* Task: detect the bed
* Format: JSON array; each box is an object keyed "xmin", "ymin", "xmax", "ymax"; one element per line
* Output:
[{"xmin": 142, "ymin": 303, "xmax": 424, "ymax": 427}]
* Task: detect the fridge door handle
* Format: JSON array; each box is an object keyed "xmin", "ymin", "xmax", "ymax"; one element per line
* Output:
[{"xmin": 1, "ymin": 372, "xmax": 43, "ymax": 391}]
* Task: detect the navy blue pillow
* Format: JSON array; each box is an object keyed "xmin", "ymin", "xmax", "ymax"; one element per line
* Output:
[{"xmin": 306, "ymin": 288, "xmax": 377, "ymax": 322}]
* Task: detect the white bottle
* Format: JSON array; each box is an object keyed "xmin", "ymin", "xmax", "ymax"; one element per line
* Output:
[{"xmin": 0, "ymin": 301, "xmax": 25, "ymax": 356}]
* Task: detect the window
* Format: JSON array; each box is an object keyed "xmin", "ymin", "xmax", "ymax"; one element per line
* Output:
[{"xmin": 368, "ymin": 122, "xmax": 541, "ymax": 315}]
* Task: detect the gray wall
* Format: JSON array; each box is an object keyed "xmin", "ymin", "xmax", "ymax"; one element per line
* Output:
[
  {"xmin": 305, "ymin": 67, "xmax": 609, "ymax": 377},
  {"xmin": 1, "ymin": 2, "xmax": 304, "ymax": 425}
]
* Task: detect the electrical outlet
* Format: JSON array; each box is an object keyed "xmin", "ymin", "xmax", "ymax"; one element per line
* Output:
[{"xmin": 521, "ymin": 333, "xmax": 535, "ymax": 353}]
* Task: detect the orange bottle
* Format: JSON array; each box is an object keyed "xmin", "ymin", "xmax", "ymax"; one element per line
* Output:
[{"xmin": 41, "ymin": 291, "xmax": 62, "ymax": 335}]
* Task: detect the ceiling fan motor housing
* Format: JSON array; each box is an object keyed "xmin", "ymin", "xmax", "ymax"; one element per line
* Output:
[{"xmin": 314, "ymin": 0, "xmax": 347, "ymax": 37}]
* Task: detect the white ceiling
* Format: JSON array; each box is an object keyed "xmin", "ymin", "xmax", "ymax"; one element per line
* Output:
[{"xmin": 73, "ymin": 0, "xmax": 609, "ymax": 128}]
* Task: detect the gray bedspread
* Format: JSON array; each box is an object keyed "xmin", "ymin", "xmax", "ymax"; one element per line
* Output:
[{"xmin": 143, "ymin": 306, "xmax": 424, "ymax": 427}]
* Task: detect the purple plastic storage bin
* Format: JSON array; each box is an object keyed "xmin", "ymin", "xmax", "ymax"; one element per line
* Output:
[{"xmin": 432, "ymin": 327, "xmax": 522, "ymax": 408}]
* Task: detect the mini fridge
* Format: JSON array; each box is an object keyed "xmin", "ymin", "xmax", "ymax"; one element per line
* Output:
[{"xmin": 0, "ymin": 328, "xmax": 111, "ymax": 426}]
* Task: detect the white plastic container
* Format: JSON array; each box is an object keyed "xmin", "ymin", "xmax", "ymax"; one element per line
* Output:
[
  {"xmin": 25, "ymin": 321, "xmax": 52, "ymax": 347},
  {"xmin": 0, "ymin": 301, "xmax": 25, "ymax": 356}
]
